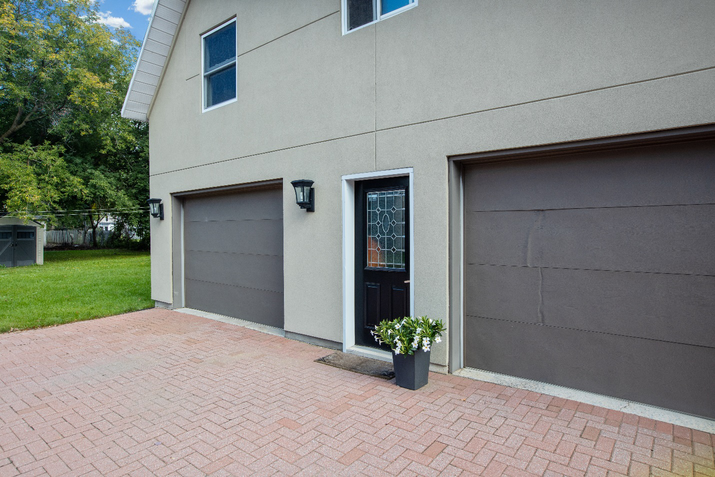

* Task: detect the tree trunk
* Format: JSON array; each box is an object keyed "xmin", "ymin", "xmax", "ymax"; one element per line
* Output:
[{"xmin": 91, "ymin": 219, "xmax": 98, "ymax": 248}]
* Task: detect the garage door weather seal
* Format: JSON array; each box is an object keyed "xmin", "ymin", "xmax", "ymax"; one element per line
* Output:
[
  {"xmin": 175, "ymin": 308, "xmax": 285, "ymax": 337},
  {"xmin": 455, "ymin": 367, "xmax": 715, "ymax": 434}
]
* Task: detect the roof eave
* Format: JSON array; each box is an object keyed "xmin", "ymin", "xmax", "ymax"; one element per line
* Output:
[{"xmin": 121, "ymin": 0, "xmax": 189, "ymax": 122}]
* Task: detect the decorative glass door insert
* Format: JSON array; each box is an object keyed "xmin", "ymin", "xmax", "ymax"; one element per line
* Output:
[
  {"xmin": 355, "ymin": 177, "xmax": 410, "ymax": 348},
  {"xmin": 366, "ymin": 189, "xmax": 406, "ymax": 269}
]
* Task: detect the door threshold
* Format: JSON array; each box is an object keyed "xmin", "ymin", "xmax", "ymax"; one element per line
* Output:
[
  {"xmin": 344, "ymin": 345, "xmax": 392, "ymax": 363},
  {"xmin": 344, "ymin": 346, "xmax": 448, "ymax": 374}
]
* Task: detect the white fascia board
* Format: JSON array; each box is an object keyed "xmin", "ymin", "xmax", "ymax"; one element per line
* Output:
[{"xmin": 121, "ymin": 0, "xmax": 188, "ymax": 122}]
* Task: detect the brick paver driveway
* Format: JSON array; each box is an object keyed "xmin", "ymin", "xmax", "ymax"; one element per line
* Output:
[{"xmin": 1, "ymin": 309, "xmax": 713, "ymax": 476}]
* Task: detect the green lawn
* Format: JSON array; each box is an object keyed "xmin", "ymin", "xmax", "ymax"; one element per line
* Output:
[{"xmin": 0, "ymin": 249, "xmax": 153, "ymax": 333}]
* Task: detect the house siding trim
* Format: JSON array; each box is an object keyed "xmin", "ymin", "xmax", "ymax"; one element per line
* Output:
[{"xmin": 121, "ymin": 0, "xmax": 188, "ymax": 121}]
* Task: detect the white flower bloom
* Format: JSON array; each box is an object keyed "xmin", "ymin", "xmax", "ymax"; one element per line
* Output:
[{"xmin": 435, "ymin": 336, "xmax": 441, "ymax": 343}]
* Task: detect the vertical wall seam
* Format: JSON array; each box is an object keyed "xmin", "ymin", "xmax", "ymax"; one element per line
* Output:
[
  {"xmin": 374, "ymin": 24, "xmax": 378, "ymax": 171},
  {"xmin": 538, "ymin": 266, "xmax": 544, "ymax": 325}
]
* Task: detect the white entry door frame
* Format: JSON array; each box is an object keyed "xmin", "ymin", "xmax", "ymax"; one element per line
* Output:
[{"xmin": 341, "ymin": 168, "xmax": 414, "ymax": 360}]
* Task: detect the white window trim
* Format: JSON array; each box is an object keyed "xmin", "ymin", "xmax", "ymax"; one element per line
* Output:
[
  {"xmin": 201, "ymin": 18, "xmax": 237, "ymax": 113},
  {"xmin": 342, "ymin": 0, "xmax": 417, "ymax": 35}
]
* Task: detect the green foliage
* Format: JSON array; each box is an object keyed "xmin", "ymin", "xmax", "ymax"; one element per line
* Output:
[
  {"xmin": 0, "ymin": 0, "xmax": 137, "ymax": 143},
  {"xmin": 0, "ymin": 141, "xmax": 84, "ymax": 223},
  {"xmin": 105, "ymin": 232, "xmax": 150, "ymax": 251},
  {"xmin": 372, "ymin": 316, "xmax": 446, "ymax": 355},
  {"xmin": 0, "ymin": 0, "xmax": 148, "ymax": 241},
  {"xmin": 0, "ymin": 249, "xmax": 152, "ymax": 332}
]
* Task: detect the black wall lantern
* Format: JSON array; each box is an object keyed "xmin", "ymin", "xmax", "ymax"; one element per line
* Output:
[
  {"xmin": 291, "ymin": 179, "xmax": 315, "ymax": 212},
  {"xmin": 147, "ymin": 198, "xmax": 164, "ymax": 220}
]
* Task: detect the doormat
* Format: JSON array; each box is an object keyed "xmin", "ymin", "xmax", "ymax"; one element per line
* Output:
[{"xmin": 316, "ymin": 352, "xmax": 395, "ymax": 380}]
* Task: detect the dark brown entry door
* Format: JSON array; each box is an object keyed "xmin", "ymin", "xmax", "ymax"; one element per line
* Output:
[{"xmin": 355, "ymin": 177, "xmax": 410, "ymax": 348}]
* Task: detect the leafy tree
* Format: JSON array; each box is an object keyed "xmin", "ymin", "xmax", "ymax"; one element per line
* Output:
[
  {"xmin": 0, "ymin": 0, "xmax": 148, "ymax": 247},
  {"xmin": 0, "ymin": 0, "xmax": 137, "ymax": 143},
  {"xmin": 0, "ymin": 141, "xmax": 84, "ymax": 222},
  {"xmin": 62, "ymin": 120, "xmax": 149, "ymax": 247}
]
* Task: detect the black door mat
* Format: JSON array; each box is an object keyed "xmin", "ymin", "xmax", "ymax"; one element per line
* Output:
[{"xmin": 316, "ymin": 352, "xmax": 395, "ymax": 380}]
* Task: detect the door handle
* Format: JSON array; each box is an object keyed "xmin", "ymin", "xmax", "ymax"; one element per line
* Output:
[{"xmin": 404, "ymin": 280, "xmax": 410, "ymax": 284}]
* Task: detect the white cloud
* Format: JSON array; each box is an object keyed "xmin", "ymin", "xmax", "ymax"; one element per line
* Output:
[
  {"xmin": 97, "ymin": 11, "xmax": 131, "ymax": 29},
  {"xmin": 132, "ymin": 0, "xmax": 155, "ymax": 16}
]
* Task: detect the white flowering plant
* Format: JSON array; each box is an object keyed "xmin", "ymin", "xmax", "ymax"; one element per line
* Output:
[{"xmin": 371, "ymin": 316, "xmax": 445, "ymax": 355}]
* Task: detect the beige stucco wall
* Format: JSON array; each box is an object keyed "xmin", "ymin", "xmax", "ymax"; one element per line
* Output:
[{"xmin": 147, "ymin": 0, "xmax": 715, "ymax": 368}]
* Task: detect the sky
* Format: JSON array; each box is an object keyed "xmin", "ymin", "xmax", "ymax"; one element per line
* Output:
[{"xmin": 95, "ymin": 0, "xmax": 156, "ymax": 42}]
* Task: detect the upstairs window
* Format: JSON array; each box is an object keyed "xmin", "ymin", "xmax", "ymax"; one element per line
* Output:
[
  {"xmin": 202, "ymin": 19, "xmax": 237, "ymax": 111},
  {"xmin": 344, "ymin": 0, "xmax": 415, "ymax": 33}
]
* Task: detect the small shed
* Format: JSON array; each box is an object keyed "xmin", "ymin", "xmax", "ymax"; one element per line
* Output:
[{"xmin": 0, "ymin": 216, "xmax": 44, "ymax": 267}]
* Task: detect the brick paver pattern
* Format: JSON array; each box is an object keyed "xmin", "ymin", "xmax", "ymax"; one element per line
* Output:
[{"xmin": 0, "ymin": 309, "xmax": 713, "ymax": 476}]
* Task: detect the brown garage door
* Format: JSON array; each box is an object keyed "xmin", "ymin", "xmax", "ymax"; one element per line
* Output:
[
  {"xmin": 463, "ymin": 137, "xmax": 715, "ymax": 418},
  {"xmin": 183, "ymin": 186, "xmax": 284, "ymax": 328}
]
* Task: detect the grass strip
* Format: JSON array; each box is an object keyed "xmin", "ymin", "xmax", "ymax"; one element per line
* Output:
[{"xmin": 0, "ymin": 249, "xmax": 153, "ymax": 332}]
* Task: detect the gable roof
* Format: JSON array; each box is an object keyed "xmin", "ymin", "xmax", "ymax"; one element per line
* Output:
[
  {"xmin": 0, "ymin": 216, "xmax": 44, "ymax": 228},
  {"xmin": 121, "ymin": 0, "xmax": 188, "ymax": 122}
]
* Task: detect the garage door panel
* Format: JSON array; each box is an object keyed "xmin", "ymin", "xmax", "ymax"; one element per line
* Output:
[
  {"xmin": 184, "ymin": 188, "xmax": 283, "ymax": 222},
  {"xmin": 465, "ymin": 211, "xmax": 539, "ymax": 267},
  {"xmin": 465, "ymin": 264, "xmax": 541, "ymax": 324},
  {"xmin": 464, "ymin": 140, "xmax": 715, "ymax": 211},
  {"xmin": 183, "ymin": 186, "xmax": 284, "ymax": 328},
  {"xmin": 537, "ymin": 205, "xmax": 715, "ymax": 275},
  {"xmin": 467, "ymin": 206, "xmax": 715, "ymax": 275},
  {"xmin": 185, "ymin": 219, "xmax": 283, "ymax": 256},
  {"xmin": 184, "ymin": 250, "xmax": 283, "ymax": 294},
  {"xmin": 184, "ymin": 279, "xmax": 283, "ymax": 328},
  {"xmin": 542, "ymin": 269, "xmax": 715, "ymax": 348},
  {"xmin": 465, "ymin": 316, "xmax": 715, "ymax": 418}
]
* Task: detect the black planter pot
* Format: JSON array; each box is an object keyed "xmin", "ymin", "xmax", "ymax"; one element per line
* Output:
[{"xmin": 392, "ymin": 350, "xmax": 430, "ymax": 390}]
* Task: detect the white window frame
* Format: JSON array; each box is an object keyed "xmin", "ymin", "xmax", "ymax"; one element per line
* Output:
[
  {"xmin": 201, "ymin": 18, "xmax": 237, "ymax": 113},
  {"xmin": 342, "ymin": 0, "xmax": 417, "ymax": 35}
]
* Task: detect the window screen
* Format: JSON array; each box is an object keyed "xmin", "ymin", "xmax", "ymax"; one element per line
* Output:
[
  {"xmin": 347, "ymin": 0, "xmax": 374, "ymax": 30},
  {"xmin": 345, "ymin": 0, "xmax": 414, "ymax": 32},
  {"xmin": 203, "ymin": 21, "xmax": 237, "ymax": 109}
]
